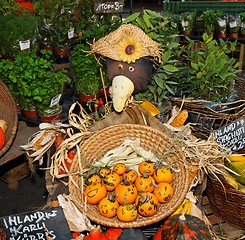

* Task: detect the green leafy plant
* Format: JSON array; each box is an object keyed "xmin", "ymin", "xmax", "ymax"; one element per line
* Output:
[
  {"xmin": 228, "ymin": 14, "xmax": 241, "ymax": 34},
  {"xmin": 0, "ymin": 50, "xmax": 70, "ymax": 113},
  {"xmin": 81, "ymin": 14, "xmax": 122, "ymax": 42},
  {"xmin": 240, "ymin": 12, "xmax": 245, "ymax": 35},
  {"xmin": 0, "ymin": 13, "xmax": 39, "ymax": 58},
  {"xmin": 179, "ymin": 12, "xmax": 196, "ymax": 35},
  {"xmin": 215, "ymin": 11, "xmax": 227, "ymax": 36},
  {"xmin": 123, "ymin": 10, "xmax": 186, "ymax": 104},
  {"xmin": 200, "ymin": 10, "xmax": 217, "ymax": 34},
  {"xmin": 71, "ymin": 43, "xmax": 107, "ymax": 95},
  {"xmin": 177, "ymin": 33, "xmax": 240, "ymax": 102},
  {"xmin": 35, "ymin": 0, "xmax": 77, "ymax": 49}
]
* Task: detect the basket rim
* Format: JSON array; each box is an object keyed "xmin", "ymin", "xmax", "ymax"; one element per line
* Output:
[
  {"xmin": 69, "ymin": 123, "xmax": 190, "ymax": 228},
  {"xmin": 0, "ymin": 80, "xmax": 18, "ymax": 158}
]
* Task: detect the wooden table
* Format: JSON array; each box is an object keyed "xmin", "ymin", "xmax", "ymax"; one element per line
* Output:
[{"xmin": 0, "ymin": 121, "xmax": 39, "ymax": 189}]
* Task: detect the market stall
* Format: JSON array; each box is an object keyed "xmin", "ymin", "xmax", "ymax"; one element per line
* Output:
[{"xmin": 0, "ymin": 1, "xmax": 245, "ymax": 239}]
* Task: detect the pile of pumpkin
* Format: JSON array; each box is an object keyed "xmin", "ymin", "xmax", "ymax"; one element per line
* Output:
[{"xmin": 83, "ymin": 160, "xmax": 174, "ymax": 222}]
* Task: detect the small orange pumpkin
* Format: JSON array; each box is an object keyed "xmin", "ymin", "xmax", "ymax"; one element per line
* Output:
[
  {"xmin": 115, "ymin": 181, "xmax": 138, "ymax": 205},
  {"xmin": 86, "ymin": 174, "xmax": 102, "ymax": 185},
  {"xmin": 99, "ymin": 167, "xmax": 111, "ymax": 177},
  {"xmin": 113, "ymin": 163, "xmax": 127, "ymax": 175},
  {"xmin": 153, "ymin": 167, "xmax": 173, "ymax": 184},
  {"xmin": 84, "ymin": 182, "xmax": 107, "ymax": 205},
  {"xmin": 103, "ymin": 172, "xmax": 121, "ymax": 191},
  {"xmin": 136, "ymin": 192, "xmax": 159, "ymax": 217},
  {"xmin": 123, "ymin": 169, "xmax": 138, "ymax": 184},
  {"xmin": 98, "ymin": 195, "xmax": 119, "ymax": 218},
  {"xmin": 138, "ymin": 160, "xmax": 156, "ymax": 176},
  {"xmin": 153, "ymin": 182, "xmax": 174, "ymax": 203},
  {"xmin": 135, "ymin": 174, "xmax": 155, "ymax": 193},
  {"xmin": 117, "ymin": 204, "xmax": 138, "ymax": 222}
]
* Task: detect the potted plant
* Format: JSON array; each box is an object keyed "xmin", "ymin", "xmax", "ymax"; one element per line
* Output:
[
  {"xmin": 228, "ymin": 14, "xmax": 241, "ymax": 39},
  {"xmin": 215, "ymin": 11, "xmax": 227, "ymax": 39},
  {"xmin": 177, "ymin": 33, "xmax": 240, "ymax": 102},
  {"xmin": 0, "ymin": 13, "xmax": 38, "ymax": 59},
  {"xmin": 240, "ymin": 12, "xmax": 245, "ymax": 38},
  {"xmin": 200, "ymin": 10, "xmax": 217, "ymax": 35},
  {"xmin": 179, "ymin": 12, "xmax": 196, "ymax": 36},
  {"xmin": 35, "ymin": 0, "xmax": 76, "ymax": 63},
  {"xmin": 51, "ymin": 10, "xmax": 73, "ymax": 63},
  {"xmin": 0, "ymin": 50, "xmax": 71, "ymax": 121},
  {"xmin": 71, "ymin": 43, "xmax": 107, "ymax": 104}
]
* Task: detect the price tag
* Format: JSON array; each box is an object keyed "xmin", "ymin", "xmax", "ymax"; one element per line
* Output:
[
  {"xmin": 0, "ymin": 207, "xmax": 71, "ymax": 240},
  {"xmin": 181, "ymin": 20, "xmax": 189, "ymax": 27},
  {"xmin": 50, "ymin": 94, "xmax": 62, "ymax": 107},
  {"xmin": 19, "ymin": 40, "xmax": 30, "ymax": 51},
  {"xmin": 60, "ymin": 6, "xmax": 65, "ymax": 15},
  {"xmin": 218, "ymin": 19, "xmax": 226, "ymax": 27},
  {"xmin": 230, "ymin": 21, "xmax": 237, "ymax": 28},
  {"xmin": 68, "ymin": 28, "xmax": 74, "ymax": 39},
  {"xmin": 213, "ymin": 117, "xmax": 245, "ymax": 153},
  {"xmin": 171, "ymin": 22, "xmax": 177, "ymax": 28}
]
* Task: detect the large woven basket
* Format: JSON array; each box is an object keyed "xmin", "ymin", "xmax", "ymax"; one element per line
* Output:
[
  {"xmin": 69, "ymin": 124, "xmax": 190, "ymax": 228},
  {"xmin": 206, "ymin": 175, "xmax": 245, "ymax": 228},
  {"xmin": 0, "ymin": 80, "xmax": 18, "ymax": 158},
  {"xmin": 171, "ymin": 98, "xmax": 245, "ymax": 139},
  {"xmin": 235, "ymin": 77, "xmax": 245, "ymax": 100}
]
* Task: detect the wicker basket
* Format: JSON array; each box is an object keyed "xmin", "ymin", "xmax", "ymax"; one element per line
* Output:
[
  {"xmin": 171, "ymin": 98, "xmax": 245, "ymax": 139},
  {"xmin": 206, "ymin": 175, "xmax": 245, "ymax": 228},
  {"xmin": 69, "ymin": 124, "xmax": 190, "ymax": 228},
  {"xmin": 235, "ymin": 77, "xmax": 245, "ymax": 100},
  {"xmin": 0, "ymin": 80, "xmax": 18, "ymax": 158}
]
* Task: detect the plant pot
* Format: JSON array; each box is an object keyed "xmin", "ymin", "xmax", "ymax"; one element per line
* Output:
[
  {"xmin": 54, "ymin": 47, "xmax": 71, "ymax": 64},
  {"xmin": 41, "ymin": 44, "xmax": 54, "ymax": 52},
  {"xmin": 21, "ymin": 109, "xmax": 38, "ymax": 120},
  {"xmin": 38, "ymin": 106, "xmax": 62, "ymax": 123},
  {"xmin": 229, "ymin": 33, "xmax": 239, "ymax": 39},
  {"xmin": 78, "ymin": 93, "xmax": 98, "ymax": 103},
  {"xmin": 216, "ymin": 33, "xmax": 227, "ymax": 39},
  {"xmin": 183, "ymin": 31, "xmax": 191, "ymax": 36}
]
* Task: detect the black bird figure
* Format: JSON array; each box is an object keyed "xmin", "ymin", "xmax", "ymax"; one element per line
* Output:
[
  {"xmin": 90, "ymin": 23, "xmax": 162, "ymax": 112},
  {"xmin": 106, "ymin": 57, "xmax": 154, "ymax": 112}
]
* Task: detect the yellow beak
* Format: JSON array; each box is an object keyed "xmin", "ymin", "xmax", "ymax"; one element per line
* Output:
[{"xmin": 111, "ymin": 75, "xmax": 134, "ymax": 112}]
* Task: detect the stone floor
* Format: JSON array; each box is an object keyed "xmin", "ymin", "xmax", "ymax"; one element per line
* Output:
[{"xmin": 0, "ymin": 160, "xmax": 47, "ymax": 217}]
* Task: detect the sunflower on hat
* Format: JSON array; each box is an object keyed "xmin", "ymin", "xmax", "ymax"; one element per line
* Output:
[
  {"xmin": 90, "ymin": 23, "xmax": 162, "ymax": 63},
  {"xmin": 117, "ymin": 36, "xmax": 143, "ymax": 64}
]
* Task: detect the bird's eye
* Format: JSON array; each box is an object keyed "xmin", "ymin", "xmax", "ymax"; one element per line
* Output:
[{"xmin": 129, "ymin": 66, "xmax": 134, "ymax": 72}]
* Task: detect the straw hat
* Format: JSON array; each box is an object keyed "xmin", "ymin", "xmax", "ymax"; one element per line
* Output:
[{"xmin": 90, "ymin": 23, "xmax": 162, "ymax": 63}]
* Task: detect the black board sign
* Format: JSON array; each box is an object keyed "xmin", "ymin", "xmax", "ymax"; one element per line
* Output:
[
  {"xmin": 213, "ymin": 117, "xmax": 245, "ymax": 152},
  {"xmin": 0, "ymin": 206, "xmax": 71, "ymax": 240},
  {"xmin": 94, "ymin": 1, "xmax": 124, "ymax": 13}
]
